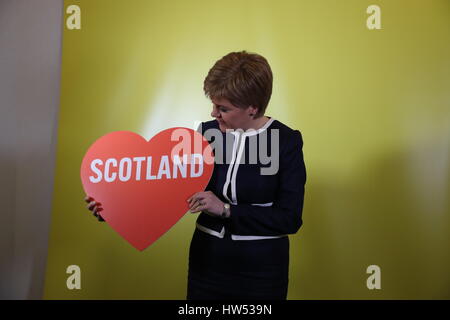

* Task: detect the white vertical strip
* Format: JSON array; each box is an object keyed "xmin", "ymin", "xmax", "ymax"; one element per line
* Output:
[
  {"xmin": 222, "ymin": 132, "xmax": 240, "ymax": 203},
  {"xmin": 230, "ymin": 134, "xmax": 247, "ymax": 204}
]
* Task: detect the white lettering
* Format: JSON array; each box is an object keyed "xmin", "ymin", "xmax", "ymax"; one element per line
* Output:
[
  {"xmin": 366, "ymin": 5, "xmax": 382, "ymax": 30},
  {"xmin": 366, "ymin": 265, "xmax": 381, "ymax": 289},
  {"xmin": 133, "ymin": 156, "xmax": 146, "ymax": 181},
  {"xmin": 190, "ymin": 154, "xmax": 203, "ymax": 177},
  {"xmin": 66, "ymin": 265, "xmax": 81, "ymax": 290},
  {"xmin": 173, "ymin": 155, "xmax": 187, "ymax": 178},
  {"xmin": 118, "ymin": 157, "xmax": 132, "ymax": 182},
  {"xmin": 66, "ymin": 5, "xmax": 81, "ymax": 30},
  {"xmin": 88, "ymin": 154, "xmax": 204, "ymax": 183},
  {"xmin": 157, "ymin": 155, "xmax": 171, "ymax": 179},
  {"xmin": 146, "ymin": 156, "xmax": 157, "ymax": 180},
  {"xmin": 89, "ymin": 159, "xmax": 103, "ymax": 183},
  {"xmin": 104, "ymin": 158, "xmax": 117, "ymax": 182},
  {"xmin": 178, "ymin": 304, "xmax": 212, "ymax": 317}
]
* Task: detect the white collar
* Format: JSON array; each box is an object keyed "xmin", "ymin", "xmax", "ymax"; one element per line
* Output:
[{"xmin": 229, "ymin": 117, "xmax": 275, "ymax": 137}]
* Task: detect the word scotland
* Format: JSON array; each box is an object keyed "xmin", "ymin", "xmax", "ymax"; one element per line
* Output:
[{"xmin": 89, "ymin": 154, "xmax": 204, "ymax": 183}]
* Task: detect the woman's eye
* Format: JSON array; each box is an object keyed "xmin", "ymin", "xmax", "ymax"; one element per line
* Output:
[{"xmin": 220, "ymin": 108, "xmax": 227, "ymax": 113}]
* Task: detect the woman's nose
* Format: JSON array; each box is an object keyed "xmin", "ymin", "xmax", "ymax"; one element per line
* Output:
[{"xmin": 211, "ymin": 108, "xmax": 220, "ymax": 118}]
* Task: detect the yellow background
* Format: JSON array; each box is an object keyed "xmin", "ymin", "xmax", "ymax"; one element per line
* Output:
[{"xmin": 45, "ymin": 0, "xmax": 450, "ymax": 299}]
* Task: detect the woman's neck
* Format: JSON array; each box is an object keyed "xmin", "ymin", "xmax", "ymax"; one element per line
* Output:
[{"xmin": 244, "ymin": 116, "xmax": 270, "ymax": 131}]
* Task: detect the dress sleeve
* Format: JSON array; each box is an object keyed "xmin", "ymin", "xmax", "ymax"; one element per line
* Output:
[
  {"xmin": 227, "ymin": 130, "xmax": 307, "ymax": 236},
  {"xmin": 196, "ymin": 122, "xmax": 204, "ymax": 134}
]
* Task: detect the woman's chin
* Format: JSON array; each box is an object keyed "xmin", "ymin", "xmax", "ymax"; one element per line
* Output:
[{"xmin": 218, "ymin": 122, "xmax": 227, "ymax": 132}]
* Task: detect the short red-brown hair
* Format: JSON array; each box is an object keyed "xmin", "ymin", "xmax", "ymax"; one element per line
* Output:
[{"xmin": 203, "ymin": 51, "xmax": 273, "ymax": 118}]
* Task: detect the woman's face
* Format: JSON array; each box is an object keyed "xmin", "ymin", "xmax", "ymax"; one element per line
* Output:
[{"xmin": 210, "ymin": 97, "xmax": 255, "ymax": 132}]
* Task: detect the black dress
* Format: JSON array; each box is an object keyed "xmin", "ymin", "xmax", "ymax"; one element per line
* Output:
[{"xmin": 187, "ymin": 117, "xmax": 306, "ymax": 300}]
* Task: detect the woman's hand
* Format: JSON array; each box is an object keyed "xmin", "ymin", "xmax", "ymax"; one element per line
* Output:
[
  {"xmin": 187, "ymin": 191, "xmax": 224, "ymax": 217},
  {"xmin": 84, "ymin": 196, "xmax": 105, "ymax": 222}
]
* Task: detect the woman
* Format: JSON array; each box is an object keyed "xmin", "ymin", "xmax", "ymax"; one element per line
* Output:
[
  {"xmin": 86, "ymin": 51, "xmax": 307, "ymax": 300},
  {"xmin": 185, "ymin": 51, "xmax": 307, "ymax": 300}
]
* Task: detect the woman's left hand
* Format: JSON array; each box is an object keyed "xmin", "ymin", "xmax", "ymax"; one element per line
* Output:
[{"xmin": 187, "ymin": 191, "xmax": 224, "ymax": 217}]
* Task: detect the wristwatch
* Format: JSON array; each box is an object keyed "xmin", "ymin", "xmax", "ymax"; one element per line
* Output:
[{"xmin": 221, "ymin": 203, "xmax": 231, "ymax": 219}]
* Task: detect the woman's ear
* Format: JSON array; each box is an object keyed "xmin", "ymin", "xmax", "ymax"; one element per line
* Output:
[{"xmin": 247, "ymin": 105, "xmax": 258, "ymax": 117}]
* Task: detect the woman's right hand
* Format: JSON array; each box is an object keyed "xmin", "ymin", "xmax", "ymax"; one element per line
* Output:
[{"xmin": 84, "ymin": 196, "xmax": 105, "ymax": 222}]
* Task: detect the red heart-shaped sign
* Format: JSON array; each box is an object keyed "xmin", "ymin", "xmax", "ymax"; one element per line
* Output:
[{"xmin": 80, "ymin": 128, "xmax": 214, "ymax": 251}]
